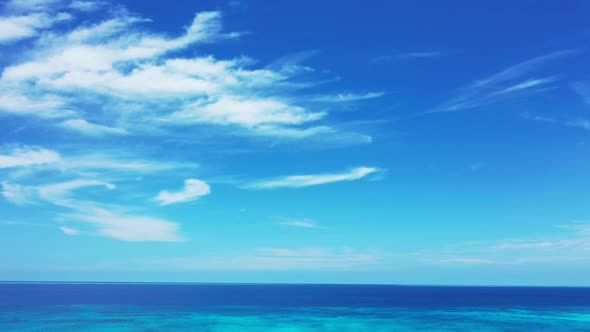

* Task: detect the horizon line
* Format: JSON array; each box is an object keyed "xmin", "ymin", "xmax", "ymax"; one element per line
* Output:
[{"xmin": 1, "ymin": 281, "xmax": 589, "ymax": 288}]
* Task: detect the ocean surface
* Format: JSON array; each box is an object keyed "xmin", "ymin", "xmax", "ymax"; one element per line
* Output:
[{"xmin": 0, "ymin": 283, "xmax": 589, "ymax": 331}]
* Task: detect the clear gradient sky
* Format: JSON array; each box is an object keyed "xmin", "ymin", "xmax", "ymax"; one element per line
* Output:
[{"xmin": 1, "ymin": 0, "xmax": 590, "ymax": 286}]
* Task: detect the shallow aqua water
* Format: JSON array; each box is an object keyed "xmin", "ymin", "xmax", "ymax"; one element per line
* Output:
[
  {"xmin": 1, "ymin": 284, "xmax": 589, "ymax": 331},
  {"xmin": 2, "ymin": 305, "xmax": 590, "ymax": 331}
]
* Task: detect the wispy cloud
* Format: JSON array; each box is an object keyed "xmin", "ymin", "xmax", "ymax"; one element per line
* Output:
[
  {"xmin": 1, "ymin": 182, "xmax": 35, "ymax": 205},
  {"xmin": 0, "ymin": 146, "xmax": 60, "ymax": 168},
  {"xmin": 435, "ymin": 257, "xmax": 494, "ymax": 264},
  {"xmin": 59, "ymin": 119, "xmax": 128, "ymax": 136},
  {"xmin": 0, "ymin": 93, "xmax": 73, "ymax": 118},
  {"xmin": 520, "ymin": 111, "xmax": 558, "ymax": 124},
  {"xmin": 0, "ymin": 220, "xmax": 49, "ymax": 227},
  {"xmin": 143, "ymin": 247, "xmax": 380, "ymax": 271},
  {"xmin": 0, "ymin": 145, "xmax": 197, "ymax": 176},
  {"xmin": 433, "ymin": 50, "xmax": 576, "ymax": 113},
  {"xmin": 38, "ymin": 179, "xmax": 115, "ymax": 205},
  {"xmin": 415, "ymin": 221, "xmax": 590, "ymax": 266},
  {"xmin": 276, "ymin": 218, "xmax": 320, "ymax": 229},
  {"xmin": 0, "ymin": 1, "xmax": 383, "ymax": 248},
  {"xmin": 5, "ymin": 0, "xmax": 63, "ymax": 12},
  {"xmin": 2, "ymin": 176, "xmax": 185, "ymax": 242},
  {"xmin": 490, "ymin": 241, "xmax": 568, "ymax": 250},
  {"xmin": 572, "ymin": 81, "xmax": 590, "ymax": 107},
  {"xmin": 558, "ymin": 221, "xmax": 590, "ymax": 236},
  {"xmin": 521, "ymin": 111, "xmax": 590, "ymax": 132},
  {"xmin": 311, "ymin": 92, "xmax": 385, "ymax": 102},
  {"xmin": 246, "ymin": 167, "xmax": 380, "ymax": 189},
  {"xmin": 374, "ymin": 50, "xmax": 453, "ymax": 62},
  {"xmin": 62, "ymin": 207, "xmax": 184, "ymax": 242},
  {"xmin": 0, "ymin": 12, "xmax": 71, "ymax": 43},
  {"xmin": 0, "ymin": 142, "xmax": 197, "ymax": 242},
  {"xmin": 69, "ymin": 0, "xmax": 106, "ymax": 12},
  {"xmin": 156, "ymin": 178, "xmax": 211, "ymax": 206},
  {"xmin": 490, "ymin": 77, "xmax": 556, "ymax": 96},
  {"xmin": 58, "ymin": 154, "xmax": 197, "ymax": 173},
  {"xmin": 2, "ymin": 179, "xmax": 115, "ymax": 206},
  {"xmin": 566, "ymin": 120, "xmax": 590, "ymax": 131},
  {"xmin": 59, "ymin": 226, "xmax": 80, "ymax": 236},
  {"xmin": 166, "ymin": 96, "xmax": 325, "ymax": 129},
  {"xmin": 0, "ymin": 3, "xmax": 373, "ymax": 143}
]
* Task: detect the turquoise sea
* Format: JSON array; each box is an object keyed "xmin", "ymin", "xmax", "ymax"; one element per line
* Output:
[{"xmin": 1, "ymin": 283, "xmax": 589, "ymax": 331}]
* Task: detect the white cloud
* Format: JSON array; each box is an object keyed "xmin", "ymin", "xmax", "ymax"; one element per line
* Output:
[
  {"xmin": 0, "ymin": 92, "xmax": 74, "ymax": 118},
  {"xmin": 5, "ymin": 0, "xmax": 62, "ymax": 12},
  {"xmin": 168, "ymin": 96, "xmax": 325, "ymax": 129},
  {"xmin": 63, "ymin": 207, "xmax": 184, "ymax": 242},
  {"xmin": 0, "ymin": 6, "xmax": 372, "ymax": 142},
  {"xmin": 2, "ymin": 12, "xmax": 229, "ymax": 84},
  {"xmin": 59, "ymin": 119, "xmax": 128, "ymax": 136},
  {"xmin": 0, "ymin": 12, "xmax": 71, "ymax": 43},
  {"xmin": 1, "ymin": 182, "xmax": 35, "ymax": 205},
  {"xmin": 0, "ymin": 147, "xmax": 61, "ymax": 168},
  {"xmin": 156, "ymin": 178, "xmax": 210, "ymax": 206},
  {"xmin": 65, "ymin": 16, "xmax": 144, "ymax": 43},
  {"xmin": 2, "ymin": 174, "xmax": 186, "ymax": 242},
  {"xmin": 247, "ymin": 167, "xmax": 379, "ymax": 189},
  {"xmin": 0, "ymin": 14, "xmax": 44, "ymax": 42},
  {"xmin": 59, "ymin": 226, "xmax": 80, "ymax": 236}
]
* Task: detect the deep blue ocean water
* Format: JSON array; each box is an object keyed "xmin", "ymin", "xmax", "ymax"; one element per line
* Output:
[{"xmin": 1, "ymin": 283, "xmax": 589, "ymax": 331}]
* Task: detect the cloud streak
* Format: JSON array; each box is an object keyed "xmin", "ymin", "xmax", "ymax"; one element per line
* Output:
[
  {"xmin": 59, "ymin": 226, "xmax": 80, "ymax": 236},
  {"xmin": 374, "ymin": 50, "xmax": 453, "ymax": 62},
  {"xmin": 63, "ymin": 207, "xmax": 184, "ymax": 242},
  {"xmin": 246, "ymin": 167, "xmax": 380, "ymax": 189},
  {"xmin": 413, "ymin": 221, "xmax": 590, "ymax": 266},
  {"xmin": 156, "ymin": 178, "xmax": 211, "ymax": 206},
  {"xmin": 0, "ymin": 147, "xmax": 61, "ymax": 168},
  {"xmin": 433, "ymin": 50, "xmax": 576, "ymax": 113},
  {"xmin": 277, "ymin": 218, "xmax": 320, "ymax": 229},
  {"xmin": 311, "ymin": 92, "xmax": 385, "ymax": 102},
  {"xmin": 59, "ymin": 119, "xmax": 128, "ymax": 136},
  {"xmin": 2, "ymin": 179, "xmax": 115, "ymax": 206},
  {"xmin": 0, "ymin": 145, "xmax": 197, "ymax": 176}
]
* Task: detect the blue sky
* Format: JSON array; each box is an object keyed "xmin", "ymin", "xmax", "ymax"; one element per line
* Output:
[{"xmin": 1, "ymin": 0, "xmax": 590, "ymax": 286}]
